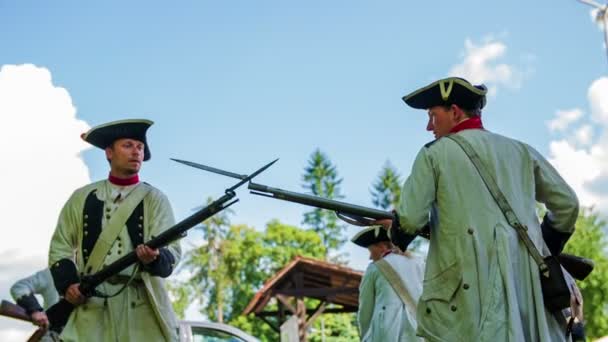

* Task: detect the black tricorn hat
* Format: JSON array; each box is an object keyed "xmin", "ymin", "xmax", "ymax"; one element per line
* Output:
[
  {"xmin": 351, "ymin": 226, "xmax": 390, "ymax": 248},
  {"xmin": 81, "ymin": 119, "xmax": 153, "ymax": 161},
  {"xmin": 402, "ymin": 77, "xmax": 487, "ymax": 111}
]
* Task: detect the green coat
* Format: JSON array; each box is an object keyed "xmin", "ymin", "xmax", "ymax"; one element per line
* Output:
[
  {"xmin": 396, "ymin": 129, "xmax": 578, "ymax": 342},
  {"xmin": 49, "ymin": 180, "xmax": 182, "ymax": 342},
  {"xmin": 358, "ymin": 253, "xmax": 424, "ymax": 341}
]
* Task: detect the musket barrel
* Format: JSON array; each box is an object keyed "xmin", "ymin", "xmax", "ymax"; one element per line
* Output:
[{"xmin": 248, "ymin": 182, "xmax": 394, "ymax": 220}]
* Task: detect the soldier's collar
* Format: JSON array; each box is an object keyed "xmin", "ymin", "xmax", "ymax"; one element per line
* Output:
[
  {"xmin": 449, "ymin": 116, "xmax": 484, "ymax": 134},
  {"xmin": 108, "ymin": 173, "xmax": 140, "ymax": 186}
]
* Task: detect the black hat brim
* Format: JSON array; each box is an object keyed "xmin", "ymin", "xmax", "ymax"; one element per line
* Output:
[
  {"xmin": 403, "ymin": 77, "xmax": 487, "ymax": 111},
  {"xmin": 351, "ymin": 226, "xmax": 390, "ymax": 248}
]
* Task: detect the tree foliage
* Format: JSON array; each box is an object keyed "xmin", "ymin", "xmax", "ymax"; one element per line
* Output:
[
  {"xmin": 302, "ymin": 149, "xmax": 346, "ymax": 253},
  {"xmin": 173, "ymin": 219, "xmax": 333, "ymax": 341},
  {"xmin": 370, "ymin": 161, "xmax": 426, "ymax": 252},
  {"xmin": 308, "ymin": 311, "xmax": 359, "ymax": 341},
  {"xmin": 370, "ymin": 161, "xmax": 402, "ymax": 210},
  {"xmin": 563, "ymin": 208, "xmax": 608, "ymax": 339}
]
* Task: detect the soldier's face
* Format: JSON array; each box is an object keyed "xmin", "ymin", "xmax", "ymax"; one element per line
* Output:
[
  {"xmin": 427, "ymin": 105, "xmax": 458, "ymax": 138},
  {"xmin": 106, "ymin": 138, "xmax": 145, "ymax": 177}
]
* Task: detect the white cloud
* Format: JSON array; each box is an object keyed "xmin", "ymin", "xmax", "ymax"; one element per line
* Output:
[
  {"xmin": 574, "ymin": 124, "xmax": 594, "ymax": 146},
  {"xmin": 449, "ymin": 38, "xmax": 523, "ymax": 96},
  {"xmin": 588, "ymin": 77, "xmax": 608, "ymax": 123},
  {"xmin": 0, "ymin": 64, "xmax": 90, "ymax": 336},
  {"xmin": 546, "ymin": 109, "xmax": 584, "ymax": 132},
  {"xmin": 548, "ymin": 139, "xmax": 604, "ymax": 208},
  {"xmin": 548, "ymin": 77, "xmax": 608, "ymax": 213}
]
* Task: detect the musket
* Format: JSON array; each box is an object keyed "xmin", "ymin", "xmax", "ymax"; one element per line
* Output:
[
  {"xmin": 171, "ymin": 158, "xmax": 400, "ymax": 224},
  {"xmin": 170, "ymin": 158, "xmax": 427, "ymax": 251},
  {"xmin": 0, "ymin": 300, "xmax": 45, "ymax": 342},
  {"xmin": 169, "ymin": 159, "xmax": 597, "ymax": 280},
  {"xmin": 46, "ymin": 159, "xmax": 277, "ymax": 333},
  {"xmin": 0, "ymin": 300, "xmax": 30, "ymax": 322}
]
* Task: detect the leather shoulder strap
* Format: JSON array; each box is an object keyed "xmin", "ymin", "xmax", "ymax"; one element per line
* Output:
[
  {"xmin": 374, "ymin": 258, "xmax": 417, "ymax": 318},
  {"xmin": 84, "ymin": 183, "xmax": 152, "ymax": 275},
  {"xmin": 446, "ymin": 134, "xmax": 549, "ymax": 276}
]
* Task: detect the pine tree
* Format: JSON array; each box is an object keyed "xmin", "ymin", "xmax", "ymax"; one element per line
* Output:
[{"xmin": 301, "ymin": 149, "xmax": 346, "ymax": 253}]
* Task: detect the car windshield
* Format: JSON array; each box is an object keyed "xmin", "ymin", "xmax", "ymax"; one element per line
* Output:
[{"xmin": 191, "ymin": 326, "xmax": 246, "ymax": 342}]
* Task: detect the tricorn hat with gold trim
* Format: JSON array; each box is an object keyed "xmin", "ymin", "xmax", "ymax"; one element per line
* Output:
[
  {"xmin": 81, "ymin": 119, "xmax": 153, "ymax": 161},
  {"xmin": 351, "ymin": 225, "xmax": 390, "ymax": 248},
  {"xmin": 402, "ymin": 77, "xmax": 487, "ymax": 111}
]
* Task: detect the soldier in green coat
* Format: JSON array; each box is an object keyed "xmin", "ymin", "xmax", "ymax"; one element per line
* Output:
[
  {"xmin": 353, "ymin": 226, "xmax": 424, "ymax": 341},
  {"xmin": 377, "ymin": 77, "xmax": 579, "ymax": 341},
  {"xmin": 48, "ymin": 119, "xmax": 182, "ymax": 341}
]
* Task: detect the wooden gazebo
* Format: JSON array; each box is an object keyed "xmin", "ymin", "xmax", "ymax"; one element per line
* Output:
[{"xmin": 242, "ymin": 256, "xmax": 363, "ymax": 341}]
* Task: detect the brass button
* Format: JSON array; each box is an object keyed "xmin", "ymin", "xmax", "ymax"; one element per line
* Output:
[
  {"xmin": 138, "ymin": 224, "xmax": 143, "ymax": 229},
  {"xmin": 84, "ymin": 214, "xmax": 88, "ymax": 219},
  {"xmin": 83, "ymin": 249, "xmax": 88, "ymax": 253},
  {"xmin": 84, "ymin": 230, "xmax": 88, "ymax": 236},
  {"xmin": 139, "ymin": 233, "xmax": 143, "ymax": 237},
  {"xmin": 139, "ymin": 216, "xmax": 143, "ymax": 221},
  {"xmin": 467, "ymin": 228, "xmax": 474, "ymax": 235},
  {"xmin": 463, "ymin": 283, "xmax": 470, "ymax": 290},
  {"xmin": 451, "ymin": 305, "xmax": 457, "ymax": 312},
  {"xmin": 426, "ymin": 308, "xmax": 431, "ymax": 314},
  {"xmin": 84, "ymin": 222, "xmax": 88, "ymax": 227}
]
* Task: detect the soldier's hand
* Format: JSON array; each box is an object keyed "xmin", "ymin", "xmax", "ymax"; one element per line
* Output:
[
  {"xmin": 136, "ymin": 244, "xmax": 159, "ymax": 265},
  {"xmin": 30, "ymin": 311, "xmax": 49, "ymax": 329},
  {"xmin": 65, "ymin": 283, "xmax": 86, "ymax": 306}
]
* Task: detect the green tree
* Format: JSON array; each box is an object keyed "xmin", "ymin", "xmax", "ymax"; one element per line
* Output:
[
  {"xmin": 227, "ymin": 221, "xmax": 329, "ymax": 341},
  {"xmin": 370, "ymin": 162, "xmax": 425, "ymax": 252},
  {"xmin": 176, "ymin": 197, "xmax": 233, "ymax": 323},
  {"xmin": 302, "ymin": 149, "xmax": 346, "ymax": 253},
  {"xmin": 309, "ymin": 311, "xmax": 359, "ymax": 341},
  {"xmin": 370, "ymin": 161, "xmax": 402, "ymax": 210},
  {"xmin": 174, "ymin": 219, "xmax": 334, "ymax": 341},
  {"xmin": 563, "ymin": 208, "xmax": 608, "ymax": 339}
]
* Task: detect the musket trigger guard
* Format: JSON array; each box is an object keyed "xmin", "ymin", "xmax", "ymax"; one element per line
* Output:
[{"xmin": 336, "ymin": 212, "xmax": 375, "ymax": 227}]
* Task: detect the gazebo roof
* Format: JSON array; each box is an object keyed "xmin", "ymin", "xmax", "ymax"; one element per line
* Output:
[{"xmin": 243, "ymin": 256, "xmax": 363, "ymax": 315}]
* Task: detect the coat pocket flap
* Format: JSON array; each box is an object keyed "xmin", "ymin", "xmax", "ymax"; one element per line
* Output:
[{"xmin": 421, "ymin": 260, "xmax": 463, "ymax": 302}]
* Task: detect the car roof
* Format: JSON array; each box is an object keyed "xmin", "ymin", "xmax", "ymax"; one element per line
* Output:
[{"xmin": 178, "ymin": 320, "xmax": 260, "ymax": 342}]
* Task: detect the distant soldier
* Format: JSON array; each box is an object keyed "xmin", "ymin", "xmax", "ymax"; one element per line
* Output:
[
  {"xmin": 353, "ymin": 225, "xmax": 424, "ymax": 341},
  {"xmin": 10, "ymin": 268, "xmax": 60, "ymax": 341},
  {"xmin": 49, "ymin": 119, "xmax": 182, "ymax": 341}
]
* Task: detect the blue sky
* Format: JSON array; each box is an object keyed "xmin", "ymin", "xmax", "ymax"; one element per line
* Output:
[{"xmin": 1, "ymin": 0, "xmax": 607, "ymax": 338}]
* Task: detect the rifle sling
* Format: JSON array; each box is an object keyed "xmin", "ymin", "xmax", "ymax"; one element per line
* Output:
[
  {"xmin": 84, "ymin": 183, "xmax": 151, "ymax": 276},
  {"xmin": 446, "ymin": 134, "xmax": 549, "ymax": 276},
  {"xmin": 374, "ymin": 259, "xmax": 417, "ymax": 319}
]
